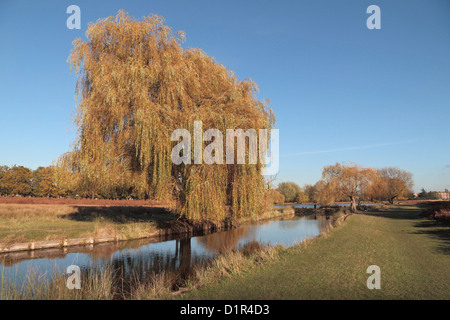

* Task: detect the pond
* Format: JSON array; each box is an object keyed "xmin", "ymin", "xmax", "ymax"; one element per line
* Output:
[{"xmin": 0, "ymin": 215, "xmax": 332, "ymax": 297}]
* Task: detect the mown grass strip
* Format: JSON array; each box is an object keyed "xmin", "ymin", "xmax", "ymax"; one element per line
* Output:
[{"xmin": 180, "ymin": 205, "xmax": 450, "ymax": 300}]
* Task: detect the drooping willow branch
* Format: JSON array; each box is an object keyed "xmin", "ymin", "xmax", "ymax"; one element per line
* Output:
[{"xmin": 55, "ymin": 11, "xmax": 275, "ymax": 222}]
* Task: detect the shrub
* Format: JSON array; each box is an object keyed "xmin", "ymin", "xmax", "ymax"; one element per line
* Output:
[{"xmin": 422, "ymin": 201, "xmax": 450, "ymax": 222}]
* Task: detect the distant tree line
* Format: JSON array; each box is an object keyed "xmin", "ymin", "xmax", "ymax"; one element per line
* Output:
[
  {"xmin": 277, "ymin": 162, "xmax": 416, "ymax": 212},
  {"xmin": 0, "ymin": 165, "xmax": 64, "ymax": 197},
  {"xmin": 0, "ymin": 165, "xmax": 287, "ymax": 211},
  {"xmin": 416, "ymin": 188, "xmax": 441, "ymax": 200},
  {"xmin": 0, "ymin": 164, "xmax": 169, "ymax": 200}
]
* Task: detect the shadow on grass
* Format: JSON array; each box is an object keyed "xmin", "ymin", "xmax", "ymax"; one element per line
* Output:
[
  {"xmin": 364, "ymin": 205, "xmax": 423, "ymax": 220},
  {"xmin": 413, "ymin": 220, "xmax": 450, "ymax": 255},
  {"xmin": 365, "ymin": 205, "xmax": 450, "ymax": 255},
  {"xmin": 59, "ymin": 206, "xmax": 178, "ymax": 226}
]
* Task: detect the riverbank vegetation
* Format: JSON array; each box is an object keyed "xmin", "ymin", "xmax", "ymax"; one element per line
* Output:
[
  {"xmin": 0, "ymin": 265, "xmax": 118, "ymax": 300},
  {"xmin": 422, "ymin": 201, "xmax": 450, "ymax": 222},
  {"xmin": 0, "ymin": 242, "xmax": 282, "ymax": 300},
  {"xmin": 1, "ymin": 203, "xmax": 448, "ymax": 299},
  {"xmin": 0, "ymin": 203, "xmax": 175, "ymax": 245},
  {"xmin": 180, "ymin": 204, "xmax": 450, "ymax": 300},
  {"xmin": 0, "ymin": 199, "xmax": 294, "ymax": 248}
]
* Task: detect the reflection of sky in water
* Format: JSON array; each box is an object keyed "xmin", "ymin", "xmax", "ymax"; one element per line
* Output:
[
  {"xmin": 274, "ymin": 203, "xmax": 383, "ymax": 209},
  {"xmin": 239, "ymin": 219, "xmax": 322, "ymax": 247},
  {"xmin": 1, "ymin": 216, "xmax": 330, "ymax": 288}
]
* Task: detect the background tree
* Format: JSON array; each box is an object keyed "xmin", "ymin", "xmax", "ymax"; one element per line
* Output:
[
  {"xmin": 0, "ymin": 166, "xmax": 7, "ymax": 178},
  {"xmin": 294, "ymin": 190, "xmax": 308, "ymax": 203},
  {"xmin": 366, "ymin": 171, "xmax": 386, "ymax": 201},
  {"xmin": 56, "ymin": 11, "xmax": 274, "ymax": 222},
  {"xmin": 303, "ymin": 184, "xmax": 319, "ymax": 204},
  {"xmin": 265, "ymin": 174, "xmax": 278, "ymax": 190},
  {"xmin": 277, "ymin": 182, "xmax": 302, "ymax": 203},
  {"xmin": 314, "ymin": 180, "xmax": 336, "ymax": 206},
  {"xmin": 32, "ymin": 166, "xmax": 59, "ymax": 197},
  {"xmin": 377, "ymin": 167, "xmax": 414, "ymax": 204},
  {"xmin": 417, "ymin": 188, "xmax": 441, "ymax": 200},
  {"xmin": 263, "ymin": 189, "xmax": 285, "ymax": 205},
  {"xmin": 322, "ymin": 162, "xmax": 376, "ymax": 212},
  {"xmin": 367, "ymin": 167, "xmax": 414, "ymax": 203},
  {"xmin": 427, "ymin": 191, "xmax": 441, "ymax": 200},
  {"xmin": 0, "ymin": 166, "xmax": 8, "ymax": 195},
  {"xmin": 418, "ymin": 188, "xmax": 428, "ymax": 199},
  {"xmin": 0, "ymin": 166, "xmax": 33, "ymax": 196}
]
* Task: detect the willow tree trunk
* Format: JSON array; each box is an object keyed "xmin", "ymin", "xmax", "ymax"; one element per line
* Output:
[{"xmin": 350, "ymin": 196, "xmax": 357, "ymax": 213}]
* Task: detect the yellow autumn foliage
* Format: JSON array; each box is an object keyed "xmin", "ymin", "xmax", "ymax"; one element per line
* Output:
[{"xmin": 55, "ymin": 11, "xmax": 275, "ymax": 222}]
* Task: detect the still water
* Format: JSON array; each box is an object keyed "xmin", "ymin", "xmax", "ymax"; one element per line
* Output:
[
  {"xmin": 274, "ymin": 203, "xmax": 384, "ymax": 209},
  {"xmin": 0, "ymin": 216, "xmax": 331, "ymax": 294}
]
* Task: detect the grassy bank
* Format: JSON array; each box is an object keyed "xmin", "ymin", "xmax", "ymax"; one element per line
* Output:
[
  {"xmin": 0, "ymin": 204, "xmax": 176, "ymax": 245},
  {"xmin": 0, "ymin": 265, "xmax": 177, "ymax": 300},
  {"xmin": 180, "ymin": 204, "xmax": 450, "ymax": 299},
  {"xmin": 0, "ymin": 203, "xmax": 294, "ymax": 251},
  {"xmin": 3, "ymin": 204, "xmax": 448, "ymax": 300},
  {"xmin": 0, "ymin": 241, "xmax": 283, "ymax": 300}
]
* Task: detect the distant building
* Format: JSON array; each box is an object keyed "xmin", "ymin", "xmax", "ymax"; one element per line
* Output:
[
  {"xmin": 437, "ymin": 192, "xmax": 450, "ymax": 200},
  {"xmin": 413, "ymin": 192, "xmax": 450, "ymax": 200}
]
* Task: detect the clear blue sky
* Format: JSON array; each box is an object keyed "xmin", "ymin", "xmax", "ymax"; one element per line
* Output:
[{"xmin": 0, "ymin": 0, "xmax": 449, "ymax": 192}]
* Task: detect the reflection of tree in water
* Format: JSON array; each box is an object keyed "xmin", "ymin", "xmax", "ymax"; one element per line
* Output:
[
  {"xmin": 278, "ymin": 219, "xmax": 304, "ymax": 230},
  {"xmin": 316, "ymin": 216, "xmax": 332, "ymax": 232},
  {"xmin": 95, "ymin": 237, "xmax": 209, "ymax": 297},
  {"xmin": 0, "ymin": 239, "xmax": 157, "ymax": 267},
  {"xmin": 278, "ymin": 216, "xmax": 332, "ymax": 232},
  {"xmin": 1, "ymin": 237, "xmax": 212, "ymax": 299},
  {"xmin": 2, "ymin": 218, "xmax": 336, "ymax": 298},
  {"xmin": 196, "ymin": 226, "xmax": 256, "ymax": 253},
  {"xmin": 89, "ymin": 243, "xmax": 122, "ymax": 261}
]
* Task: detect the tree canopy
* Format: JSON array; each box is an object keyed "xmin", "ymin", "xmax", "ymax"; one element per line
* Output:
[
  {"xmin": 0, "ymin": 166, "xmax": 33, "ymax": 196},
  {"xmin": 55, "ymin": 11, "xmax": 275, "ymax": 222},
  {"xmin": 277, "ymin": 182, "xmax": 302, "ymax": 203},
  {"xmin": 0, "ymin": 165, "xmax": 61, "ymax": 197},
  {"xmin": 322, "ymin": 162, "xmax": 377, "ymax": 212},
  {"xmin": 370, "ymin": 167, "xmax": 414, "ymax": 203}
]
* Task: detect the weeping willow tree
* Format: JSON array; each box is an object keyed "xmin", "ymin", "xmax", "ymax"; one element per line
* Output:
[{"xmin": 55, "ymin": 11, "xmax": 275, "ymax": 222}]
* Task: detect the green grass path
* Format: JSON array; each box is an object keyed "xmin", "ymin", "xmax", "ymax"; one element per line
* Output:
[{"xmin": 182, "ymin": 205, "xmax": 450, "ymax": 299}]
